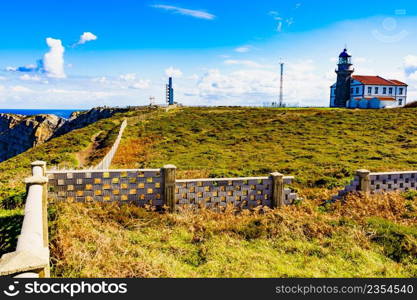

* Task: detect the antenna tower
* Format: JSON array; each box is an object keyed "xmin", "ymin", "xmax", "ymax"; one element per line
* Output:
[{"xmin": 279, "ymin": 61, "xmax": 284, "ymax": 107}]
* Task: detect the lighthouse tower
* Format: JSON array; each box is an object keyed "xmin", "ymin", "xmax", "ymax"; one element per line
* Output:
[{"xmin": 333, "ymin": 48, "xmax": 354, "ymax": 107}]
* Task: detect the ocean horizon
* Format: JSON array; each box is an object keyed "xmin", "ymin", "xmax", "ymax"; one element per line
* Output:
[{"xmin": 0, "ymin": 109, "xmax": 82, "ymax": 119}]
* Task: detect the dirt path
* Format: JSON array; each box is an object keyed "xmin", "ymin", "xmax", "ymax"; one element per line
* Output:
[{"xmin": 75, "ymin": 131, "xmax": 102, "ymax": 168}]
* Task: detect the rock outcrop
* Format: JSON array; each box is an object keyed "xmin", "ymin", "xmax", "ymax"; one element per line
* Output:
[{"xmin": 0, "ymin": 107, "xmax": 127, "ymax": 162}]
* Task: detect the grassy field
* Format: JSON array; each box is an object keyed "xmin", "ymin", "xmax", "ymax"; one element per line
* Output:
[
  {"xmin": 1, "ymin": 106, "xmax": 417, "ymax": 277},
  {"xmin": 49, "ymin": 192, "xmax": 417, "ymax": 277},
  {"xmin": 113, "ymin": 107, "xmax": 417, "ymax": 193}
]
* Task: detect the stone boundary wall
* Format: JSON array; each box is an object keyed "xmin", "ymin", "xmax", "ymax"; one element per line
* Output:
[
  {"xmin": 47, "ymin": 168, "xmax": 163, "ymax": 206},
  {"xmin": 47, "ymin": 166, "xmax": 298, "ymax": 210},
  {"xmin": 334, "ymin": 169, "xmax": 417, "ymax": 200},
  {"xmin": 94, "ymin": 119, "xmax": 127, "ymax": 170},
  {"xmin": 175, "ymin": 176, "xmax": 296, "ymax": 209}
]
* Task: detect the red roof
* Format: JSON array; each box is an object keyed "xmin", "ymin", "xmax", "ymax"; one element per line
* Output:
[
  {"xmin": 354, "ymin": 97, "xmax": 396, "ymax": 101},
  {"xmin": 352, "ymin": 75, "xmax": 407, "ymax": 86}
]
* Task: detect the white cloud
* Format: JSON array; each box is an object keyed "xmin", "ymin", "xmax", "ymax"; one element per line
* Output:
[
  {"xmin": 194, "ymin": 60, "xmax": 331, "ymax": 106},
  {"xmin": 11, "ymin": 85, "xmax": 32, "ymax": 93},
  {"xmin": 19, "ymin": 74, "xmax": 41, "ymax": 81},
  {"xmin": 404, "ymin": 55, "xmax": 417, "ymax": 77},
  {"xmin": 119, "ymin": 73, "xmax": 137, "ymax": 81},
  {"xmin": 76, "ymin": 32, "xmax": 97, "ymax": 46},
  {"xmin": 165, "ymin": 67, "xmax": 183, "ymax": 77},
  {"xmin": 130, "ymin": 79, "xmax": 150, "ymax": 89},
  {"xmin": 234, "ymin": 46, "xmax": 251, "ymax": 53},
  {"xmin": 92, "ymin": 76, "xmax": 108, "ymax": 83},
  {"xmin": 43, "ymin": 38, "xmax": 66, "ymax": 78},
  {"xmin": 151, "ymin": 4, "xmax": 215, "ymax": 20},
  {"xmin": 224, "ymin": 59, "xmax": 270, "ymax": 68}
]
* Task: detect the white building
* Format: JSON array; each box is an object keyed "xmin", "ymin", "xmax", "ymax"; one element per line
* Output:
[
  {"xmin": 330, "ymin": 75, "xmax": 407, "ymax": 108},
  {"xmin": 330, "ymin": 49, "xmax": 408, "ymax": 108}
]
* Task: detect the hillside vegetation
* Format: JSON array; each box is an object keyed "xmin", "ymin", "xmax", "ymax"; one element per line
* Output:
[
  {"xmin": 1, "ymin": 106, "xmax": 417, "ymax": 277},
  {"xmin": 113, "ymin": 107, "xmax": 417, "ymax": 193},
  {"xmin": 50, "ymin": 192, "xmax": 417, "ymax": 277},
  {"xmin": 0, "ymin": 108, "xmax": 154, "ymax": 255}
]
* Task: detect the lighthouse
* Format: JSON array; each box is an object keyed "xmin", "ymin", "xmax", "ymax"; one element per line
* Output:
[{"xmin": 333, "ymin": 48, "xmax": 354, "ymax": 107}]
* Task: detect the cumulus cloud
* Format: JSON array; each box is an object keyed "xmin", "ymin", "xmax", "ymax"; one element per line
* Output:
[
  {"xmin": 119, "ymin": 73, "xmax": 137, "ymax": 81},
  {"xmin": 130, "ymin": 79, "xmax": 150, "ymax": 89},
  {"xmin": 151, "ymin": 4, "xmax": 215, "ymax": 20},
  {"xmin": 7, "ymin": 38, "xmax": 65, "ymax": 78},
  {"xmin": 43, "ymin": 38, "xmax": 66, "ymax": 78},
  {"xmin": 6, "ymin": 63, "xmax": 40, "ymax": 73},
  {"xmin": 75, "ymin": 32, "xmax": 97, "ymax": 46},
  {"xmin": 404, "ymin": 55, "xmax": 417, "ymax": 76},
  {"xmin": 194, "ymin": 60, "xmax": 331, "ymax": 106},
  {"xmin": 165, "ymin": 67, "xmax": 183, "ymax": 77}
]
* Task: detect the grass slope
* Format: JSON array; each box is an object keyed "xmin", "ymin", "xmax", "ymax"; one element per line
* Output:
[
  {"xmin": 2, "ymin": 106, "xmax": 417, "ymax": 277},
  {"xmin": 113, "ymin": 107, "xmax": 417, "ymax": 192},
  {"xmin": 50, "ymin": 192, "xmax": 417, "ymax": 277}
]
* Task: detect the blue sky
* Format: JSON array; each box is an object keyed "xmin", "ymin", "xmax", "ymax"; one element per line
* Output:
[{"xmin": 1, "ymin": 0, "xmax": 417, "ymax": 108}]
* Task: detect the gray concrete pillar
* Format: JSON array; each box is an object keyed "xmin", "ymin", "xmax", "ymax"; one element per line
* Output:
[
  {"xmin": 163, "ymin": 165, "xmax": 177, "ymax": 212},
  {"xmin": 356, "ymin": 169, "xmax": 371, "ymax": 194},
  {"xmin": 270, "ymin": 172, "xmax": 285, "ymax": 208}
]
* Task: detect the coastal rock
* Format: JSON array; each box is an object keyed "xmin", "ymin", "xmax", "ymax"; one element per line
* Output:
[{"xmin": 0, "ymin": 107, "xmax": 127, "ymax": 162}]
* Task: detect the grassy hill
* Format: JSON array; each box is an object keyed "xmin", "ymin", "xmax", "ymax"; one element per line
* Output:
[{"xmin": 1, "ymin": 106, "xmax": 417, "ymax": 277}]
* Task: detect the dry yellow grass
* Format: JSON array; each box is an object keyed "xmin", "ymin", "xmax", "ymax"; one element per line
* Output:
[{"xmin": 49, "ymin": 192, "xmax": 417, "ymax": 278}]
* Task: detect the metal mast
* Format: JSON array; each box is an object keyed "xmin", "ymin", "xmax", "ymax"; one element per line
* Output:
[{"xmin": 279, "ymin": 61, "xmax": 284, "ymax": 107}]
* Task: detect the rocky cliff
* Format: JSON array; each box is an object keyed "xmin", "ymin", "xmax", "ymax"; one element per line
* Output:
[{"xmin": 0, "ymin": 107, "xmax": 127, "ymax": 162}]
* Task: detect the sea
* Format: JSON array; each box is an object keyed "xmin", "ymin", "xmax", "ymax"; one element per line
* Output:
[{"xmin": 0, "ymin": 109, "xmax": 80, "ymax": 119}]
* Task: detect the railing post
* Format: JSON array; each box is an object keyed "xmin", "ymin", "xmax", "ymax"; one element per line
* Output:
[
  {"xmin": 270, "ymin": 172, "xmax": 284, "ymax": 208},
  {"xmin": 356, "ymin": 169, "xmax": 371, "ymax": 194},
  {"xmin": 0, "ymin": 161, "xmax": 50, "ymax": 277},
  {"xmin": 163, "ymin": 165, "xmax": 177, "ymax": 212},
  {"xmin": 31, "ymin": 161, "xmax": 49, "ymax": 249}
]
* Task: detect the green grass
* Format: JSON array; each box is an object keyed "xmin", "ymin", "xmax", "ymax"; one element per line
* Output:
[
  {"xmin": 0, "ymin": 208, "xmax": 23, "ymax": 256},
  {"xmin": 49, "ymin": 193, "xmax": 417, "ymax": 277},
  {"xmin": 1, "ymin": 106, "xmax": 417, "ymax": 277},
  {"xmin": 113, "ymin": 107, "xmax": 417, "ymax": 190}
]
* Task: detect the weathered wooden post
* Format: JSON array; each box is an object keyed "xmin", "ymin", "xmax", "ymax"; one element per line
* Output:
[
  {"xmin": 270, "ymin": 172, "xmax": 285, "ymax": 208},
  {"xmin": 356, "ymin": 169, "xmax": 371, "ymax": 194},
  {"xmin": 163, "ymin": 164, "xmax": 177, "ymax": 212}
]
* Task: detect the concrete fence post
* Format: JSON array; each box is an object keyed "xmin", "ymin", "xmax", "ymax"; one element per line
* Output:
[
  {"xmin": 0, "ymin": 161, "xmax": 50, "ymax": 277},
  {"xmin": 162, "ymin": 165, "xmax": 177, "ymax": 212},
  {"xmin": 356, "ymin": 169, "xmax": 371, "ymax": 194},
  {"xmin": 270, "ymin": 172, "xmax": 285, "ymax": 208},
  {"xmin": 31, "ymin": 161, "xmax": 49, "ymax": 249}
]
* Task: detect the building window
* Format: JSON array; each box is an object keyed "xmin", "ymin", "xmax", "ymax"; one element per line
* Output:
[
  {"xmin": 399, "ymin": 99, "xmax": 403, "ymax": 105},
  {"xmin": 399, "ymin": 87, "xmax": 404, "ymax": 95},
  {"xmin": 368, "ymin": 87, "xmax": 372, "ymax": 94},
  {"xmin": 383, "ymin": 87, "xmax": 387, "ymax": 94},
  {"xmin": 356, "ymin": 87, "xmax": 359, "ymax": 94},
  {"xmin": 375, "ymin": 87, "xmax": 379, "ymax": 94},
  {"xmin": 389, "ymin": 87, "xmax": 393, "ymax": 94}
]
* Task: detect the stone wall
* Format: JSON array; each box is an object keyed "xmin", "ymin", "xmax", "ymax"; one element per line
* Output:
[
  {"xmin": 334, "ymin": 169, "xmax": 417, "ymax": 200},
  {"xmin": 175, "ymin": 176, "xmax": 296, "ymax": 209},
  {"xmin": 47, "ymin": 167, "xmax": 298, "ymax": 210},
  {"xmin": 47, "ymin": 168, "xmax": 164, "ymax": 207}
]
